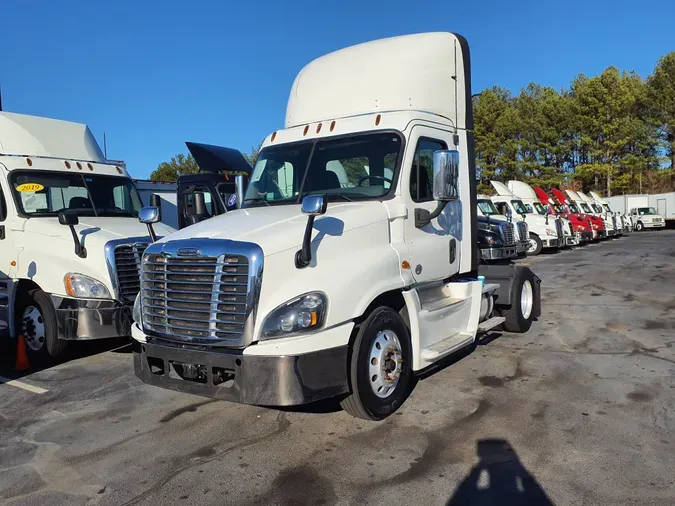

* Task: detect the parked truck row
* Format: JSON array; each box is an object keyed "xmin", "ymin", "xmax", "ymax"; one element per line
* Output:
[{"xmin": 2, "ymin": 32, "xmax": 655, "ymax": 421}]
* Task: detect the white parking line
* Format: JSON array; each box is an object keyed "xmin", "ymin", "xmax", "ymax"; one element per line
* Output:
[{"xmin": 0, "ymin": 376, "xmax": 48, "ymax": 394}]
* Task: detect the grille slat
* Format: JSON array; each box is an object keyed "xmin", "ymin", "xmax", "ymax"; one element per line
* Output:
[
  {"xmin": 499, "ymin": 222, "xmax": 516, "ymax": 245},
  {"xmin": 141, "ymin": 251, "xmax": 250, "ymax": 343},
  {"xmin": 516, "ymin": 221, "xmax": 529, "ymax": 242},
  {"xmin": 114, "ymin": 243, "xmax": 148, "ymax": 302}
]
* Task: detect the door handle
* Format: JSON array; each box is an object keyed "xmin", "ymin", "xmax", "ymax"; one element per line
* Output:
[
  {"xmin": 0, "ymin": 225, "xmax": 5, "ymax": 240},
  {"xmin": 449, "ymin": 238, "xmax": 456, "ymax": 263}
]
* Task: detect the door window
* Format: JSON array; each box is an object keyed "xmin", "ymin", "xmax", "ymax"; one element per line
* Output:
[
  {"xmin": 0, "ymin": 186, "xmax": 6, "ymax": 222},
  {"xmin": 410, "ymin": 139, "xmax": 447, "ymax": 203},
  {"xmin": 494, "ymin": 202, "xmax": 509, "ymax": 216}
]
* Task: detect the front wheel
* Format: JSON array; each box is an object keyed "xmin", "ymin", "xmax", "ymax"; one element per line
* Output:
[
  {"xmin": 340, "ymin": 307, "xmax": 414, "ymax": 421},
  {"xmin": 635, "ymin": 221, "xmax": 644, "ymax": 231},
  {"xmin": 527, "ymin": 233, "xmax": 543, "ymax": 256},
  {"xmin": 16, "ymin": 289, "xmax": 67, "ymax": 365},
  {"xmin": 499, "ymin": 269, "xmax": 537, "ymax": 333}
]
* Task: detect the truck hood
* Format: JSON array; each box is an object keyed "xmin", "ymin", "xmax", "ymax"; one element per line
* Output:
[
  {"xmin": 490, "ymin": 180, "xmax": 514, "ymax": 196},
  {"xmin": 507, "ymin": 181, "xmax": 538, "ymax": 200},
  {"xmin": 155, "ymin": 201, "xmax": 390, "ymax": 256},
  {"xmin": 533, "ymin": 186, "xmax": 554, "ymax": 206},
  {"xmin": 21, "ymin": 217, "xmax": 175, "ymax": 250}
]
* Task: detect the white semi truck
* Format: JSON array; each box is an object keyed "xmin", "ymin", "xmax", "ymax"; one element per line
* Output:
[
  {"xmin": 0, "ymin": 112, "xmax": 175, "ymax": 363},
  {"xmin": 130, "ymin": 32, "xmax": 542, "ymax": 420},
  {"xmin": 604, "ymin": 193, "xmax": 669, "ymax": 230},
  {"xmin": 489, "ymin": 180, "xmax": 563, "ymax": 255},
  {"xmin": 578, "ymin": 190, "xmax": 621, "ymax": 237},
  {"xmin": 588, "ymin": 191, "xmax": 631, "ymax": 233},
  {"xmin": 565, "ymin": 189, "xmax": 615, "ymax": 238}
]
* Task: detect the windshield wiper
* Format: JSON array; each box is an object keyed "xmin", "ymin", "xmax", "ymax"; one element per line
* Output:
[
  {"xmin": 327, "ymin": 193, "xmax": 353, "ymax": 202},
  {"xmin": 243, "ymin": 198, "xmax": 271, "ymax": 207}
]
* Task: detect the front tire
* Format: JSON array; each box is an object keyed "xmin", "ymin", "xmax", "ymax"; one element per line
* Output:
[
  {"xmin": 16, "ymin": 289, "xmax": 66, "ymax": 365},
  {"xmin": 340, "ymin": 307, "xmax": 414, "ymax": 421},
  {"xmin": 500, "ymin": 269, "xmax": 536, "ymax": 333},
  {"xmin": 635, "ymin": 221, "xmax": 644, "ymax": 231},
  {"xmin": 527, "ymin": 233, "xmax": 543, "ymax": 256}
]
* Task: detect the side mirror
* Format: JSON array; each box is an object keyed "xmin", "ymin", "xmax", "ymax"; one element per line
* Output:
[
  {"xmin": 139, "ymin": 206, "xmax": 160, "ymax": 242},
  {"xmin": 58, "ymin": 211, "xmax": 86, "ymax": 258},
  {"xmin": 504, "ymin": 207, "xmax": 513, "ymax": 222},
  {"xmin": 432, "ymin": 150, "xmax": 460, "ymax": 202},
  {"xmin": 296, "ymin": 195, "xmax": 327, "ymax": 268},
  {"xmin": 301, "ymin": 194, "xmax": 327, "ymax": 216}
]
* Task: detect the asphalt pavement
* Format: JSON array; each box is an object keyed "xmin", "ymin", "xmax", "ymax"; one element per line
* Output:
[{"xmin": 1, "ymin": 230, "xmax": 674, "ymax": 505}]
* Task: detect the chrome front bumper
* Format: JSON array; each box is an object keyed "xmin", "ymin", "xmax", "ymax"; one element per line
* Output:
[
  {"xmin": 480, "ymin": 245, "xmax": 518, "ymax": 260},
  {"xmin": 543, "ymin": 238, "xmax": 561, "ymax": 248},
  {"xmin": 644, "ymin": 222, "xmax": 665, "ymax": 228},
  {"xmin": 132, "ymin": 338, "xmax": 349, "ymax": 406},
  {"xmin": 51, "ymin": 296, "xmax": 132, "ymax": 340}
]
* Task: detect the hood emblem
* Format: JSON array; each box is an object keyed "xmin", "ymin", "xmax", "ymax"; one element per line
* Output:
[{"xmin": 177, "ymin": 247, "xmax": 201, "ymax": 256}]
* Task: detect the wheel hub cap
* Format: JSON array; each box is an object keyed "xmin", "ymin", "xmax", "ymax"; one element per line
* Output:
[
  {"xmin": 22, "ymin": 306, "xmax": 46, "ymax": 352},
  {"xmin": 520, "ymin": 280, "xmax": 533, "ymax": 320},
  {"xmin": 368, "ymin": 330, "xmax": 403, "ymax": 398}
]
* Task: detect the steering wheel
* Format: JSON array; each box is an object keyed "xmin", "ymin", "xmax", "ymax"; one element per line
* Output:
[{"xmin": 357, "ymin": 175, "xmax": 392, "ymax": 187}]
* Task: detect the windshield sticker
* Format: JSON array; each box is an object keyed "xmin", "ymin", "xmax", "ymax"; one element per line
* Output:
[
  {"xmin": 227, "ymin": 194, "xmax": 237, "ymax": 207},
  {"xmin": 16, "ymin": 183, "xmax": 45, "ymax": 192}
]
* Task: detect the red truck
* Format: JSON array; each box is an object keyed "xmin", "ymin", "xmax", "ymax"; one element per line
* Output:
[
  {"xmin": 534, "ymin": 187, "xmax": 593, "ymax": 244},
  {"xmin": 549, "ymin": 188, "xmax": 605, "ymax": 240}
]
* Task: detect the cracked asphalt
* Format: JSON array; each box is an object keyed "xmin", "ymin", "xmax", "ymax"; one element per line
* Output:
[{"xmin": 1, "ymin": 230, "xmax": 674, "ymax": 505}]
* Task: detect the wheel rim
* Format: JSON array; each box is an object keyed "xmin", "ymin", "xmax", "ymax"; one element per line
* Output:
[
  {"xmin": 527, "ymin": 238, "xmax": 538, "ymax": 253},
  {"xmin": 368, "ymin": 330, "xmax": 403, "ymax": 398},
  {"xmin": 22, "ymin": 305, "xmax": 46, "ymax": 352},
  {"xmin": 520, "ymin": 280, "xmax": 533, "ymax": 320}
]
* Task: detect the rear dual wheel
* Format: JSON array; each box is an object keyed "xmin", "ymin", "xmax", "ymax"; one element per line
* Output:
[{"xmin": 340, "ymin": 307, "xmax": 414, "ymax": 421}]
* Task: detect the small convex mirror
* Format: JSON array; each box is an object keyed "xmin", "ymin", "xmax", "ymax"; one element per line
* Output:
[
  {"xmin": 139, "ymin": 206, "xmax": 160, "ymax": 224},
  {"xmin": 301, "ymin": 195, "xmax": 327, "ymax": 216},
  {"xmin": 432, "ymin": 150, "xmax": 460, "ymax": 201}
]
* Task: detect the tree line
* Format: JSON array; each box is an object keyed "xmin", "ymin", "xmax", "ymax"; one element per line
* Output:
[{"xmin": 150, "ymin": 52, "xmax": 675, "ymax": 198}]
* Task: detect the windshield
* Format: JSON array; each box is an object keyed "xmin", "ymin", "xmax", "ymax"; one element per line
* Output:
[
  {"xmin": 579, "ymin": 203, "xmax": 592, "ymax": 213},
  {"xmin": 591, "ymin": 204, "xmax": 603, "ymax": 213},
  {"xmin": 511, "ymin": 200, "xmax": 529, "ymax": 214},
  {"xmin": 244, "ymin": 133, "xmax": 401, "ymax": 206},
  {"xmin": 477, "ymin": 199, "xmax": 500, "ymax": 215},
  {"xmin": 602, "ymin": 204, "xmax": 611, "ymax": 213},
  {"xmin": 553, "ymin": 203, "xmax": 565, "ymax": 213},
  {"xmin": 10, "ymin": 171, "xmax": 143, "ymax": 217},
  {"xmin": 533, "ymin": 202, "xmax": 547, "ymax": 215},
  {"xmin": 568, "ymin": 202, "xmax": 580, "ymax": 213},
  {"xmin": 637, "ymin": 207, "xmax": 657, "ymax": 215}
]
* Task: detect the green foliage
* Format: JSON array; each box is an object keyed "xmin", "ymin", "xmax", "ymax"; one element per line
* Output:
[
  {"xmin": 243, "ymin": 141, "xmax": 264, "ymax": 168},
  {"xmin": 474, "ymin": 53, "xmax": 674, "ymax": 196},
  {"xmin": 149, "ymin": 153, "xmax": 198, "ymax": 181}
]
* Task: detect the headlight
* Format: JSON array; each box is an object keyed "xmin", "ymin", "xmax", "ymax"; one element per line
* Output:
[
  {"xmin": 545, "ymin": 229, "xmax": 556, "ymax": 236},
  {"xmin": 133, "ymin": 292, "xmax": 142, "ymax": 324},
  {"xmin": 261, "ymin": 292, "xmax": 327, "ymax": 339},
  {"xmin": 64, "ymin": 273, "xmax": 111, "ymax": 299}
]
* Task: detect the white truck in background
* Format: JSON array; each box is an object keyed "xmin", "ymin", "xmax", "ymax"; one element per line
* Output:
[
  {"xmin": 130, "ymin": 32, "xmax": 542, "ymax": 421},
  {"xmin": 578, "ymin": 190, "xmax": 621, "ymax": 237},
  {"xmin": 0, "ymin": 112, "xmax": 175, "ymax": 363},
  {"xmin": 566, "ymin": 189, "xmax": 615, "ymax": 237},
  {"xmin": 605, "ymin": 193, "xmax": 670, "ymax": 230},
  {"xmin": 489, "ymin": 180, "xmax": 562, "ymax": 255},
  {"xmin": 589, "ymin": 191, "xmax": 631, "ymax": 233}
]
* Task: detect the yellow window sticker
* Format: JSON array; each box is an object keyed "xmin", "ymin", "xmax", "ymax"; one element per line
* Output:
[{"xmin": 16, "ymin": 183, "xmax": 45, "ymax": 192}]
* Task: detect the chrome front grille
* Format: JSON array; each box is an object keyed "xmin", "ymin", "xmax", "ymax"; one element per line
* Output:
[
  {"xmin": 516, "ymin": 221, "xmax": 529, "ymax": 242},
  {"xmin": 140, "ymin": 239, "xmax": 263, "ymax": 346},
  {"xmin": 114, "ymin": 243, "xmax": 148, "ymax": 302},
  {"xmin": 499, "ymin": 222, "xmax": 516, "ymax": 245},
  {"xmin": 555, "ymin": 218, "xmax": 564, "ymax": 239}
]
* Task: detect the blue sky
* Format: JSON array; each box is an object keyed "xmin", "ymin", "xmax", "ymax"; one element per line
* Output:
[{"xmin": 2, "ymin": 0, "xmax": 674, "ymax": 178}]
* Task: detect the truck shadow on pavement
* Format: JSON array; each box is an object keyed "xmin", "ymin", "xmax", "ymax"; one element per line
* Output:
[
  {"xmin": 0, "ymin": 337, "xmax": 131, "ymax": 381},
  {"xmin": 447, "ymin": 438, "xmax": 555, "ymax": 506}
]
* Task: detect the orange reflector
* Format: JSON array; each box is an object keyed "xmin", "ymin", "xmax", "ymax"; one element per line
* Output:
[
  {"xmin": 330, "ymin": 120, "xmax": 336, "ymax": 132},
  {"xmin": 316, "ymin": 123, "xmax": 322, "ymax": 134},
  {"xmin": 271, "ymin": 131, "xmax": 277, "ymax": 142},
  {"xmin": 311, "ymin": 312, "xmax": 317, "ymax": 325},
  {"xmin": 87, "ymin": 163, "xmax": 94, "ymax": 171},
  {"xmin": 26, "ymin": 158, "xmax": 33, "ymax": 166},
  {"xmin": 76, "ymin": 162, "xmax": 82, "ymax": 170},
  {"xmin": 10, "ymin": 261, "xmax": 16, "ymax": 267},
  {"xmin": 401, "ymin": 261, "xmax": 410, "ymax": 270},
  {"xmin": 303, "ymin": 125, "xmax": 309, "ymax": 136},
  {"xmin": 375, "ymin": 114, "xmax": 381, "ymax": 126},
  {"xmin": 64, "ymin": 161, "xmax": 71, "ymax": 169},
  {"xmin": 116, "ymin": 166, "xmax": 122, "ymax": 174}
]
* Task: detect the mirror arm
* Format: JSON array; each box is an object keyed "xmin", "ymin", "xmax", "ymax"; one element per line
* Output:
[
  {"xmin": 68, "ymin": 226, "xmax": 86, "ymax": 258},
  {"xmin": 145, "ymin": 223, "xmax": 158, "ymax": 243},
  {"xmin": 415, "ymin": 200, "xmax": 450, "ymax": 229},
  {"xmin": 295, "ymin": 215, "xmax": 317, "ymax": 268}
]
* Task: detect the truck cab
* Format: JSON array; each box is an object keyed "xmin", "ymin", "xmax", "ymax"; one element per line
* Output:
[
  {"xmin": 551, "ymin": 188, "xmax": 603, "ymax": 240},
  {"xmin": 573, "ymin": 190, "xmax": 617, "ymax": 237},
  {"xmin": 580, "ymin": 191, "xmax": 622, "ymax": 237},
  {"xmin": 589, "ymin": 191, "xmax": 631, "ymax": 233},
  {"xmin": 534, "ymin": 186, "xmax": 592, "ymax": 244},
  {"xmin": 564, "ymin": 190, "xmax": 608, "ymax": 239},
  {"xmin": 131, "ymin": 32, "xmax": 541, "ymax": 421},
  {"xmin": 489, "ymin": 181, "xmax": 561, "ymax": 256},
  {"xmin": 629, "ymin": 206, "xmax": 665, "ymax": 231},
  {"xmin": 476, "ymin": 197, "xmax": 528, "ymax": 260},
  {"xmin": 0, "ymin": 112, "xmax": 175, "ymax": 362},
  {"xmin": 507, "ymin": 180, "xmax": 577, "ymax": 248}
]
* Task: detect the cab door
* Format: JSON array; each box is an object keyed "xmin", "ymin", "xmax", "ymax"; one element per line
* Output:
[
  {"xmin": 402, "ymin": 126, "xmax": 459, "ymax": 283},
  {"xmin": 0, "ymin": 181, "xmax": 13, "ymax": 338}
]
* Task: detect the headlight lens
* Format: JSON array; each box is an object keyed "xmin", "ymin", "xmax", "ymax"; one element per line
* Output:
[
  {"xmin": 261, "ymin": 292, "xmax": 327, "ymax": 339},
  {"xmin": 64, "ymin": 273, "xmax": 111, "ymax": 299},
  {"xmin": 133, "ymin": 292, "xmax": 142, "ymax": 324},
  {"xmin": 545, "ymin": 229, "xmax": 556, "ymax": 236}
]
